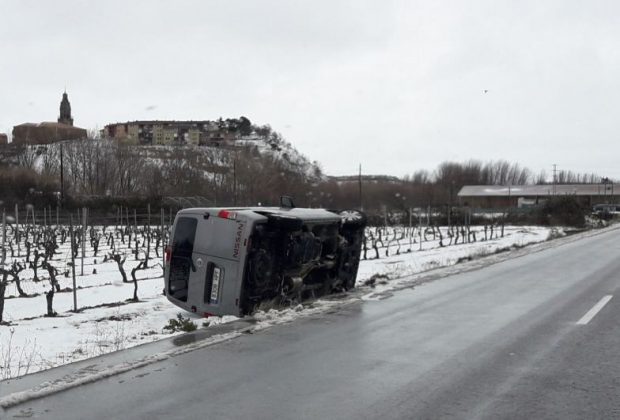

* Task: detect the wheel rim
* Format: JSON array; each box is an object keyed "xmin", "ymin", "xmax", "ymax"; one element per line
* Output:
[{"xmin": 340, "ymin": 210, "xmax": 362, "ymax": 222}]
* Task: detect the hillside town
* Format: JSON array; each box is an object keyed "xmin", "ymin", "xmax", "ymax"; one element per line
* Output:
[{"xmin": 4, "ymin": 91, "xmax": 258, "ymax": 148}]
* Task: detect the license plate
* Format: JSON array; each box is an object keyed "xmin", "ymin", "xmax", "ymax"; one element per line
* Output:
[{"xmin": 210, "ymin": 267, "xmax": 221, "ymax": 303}]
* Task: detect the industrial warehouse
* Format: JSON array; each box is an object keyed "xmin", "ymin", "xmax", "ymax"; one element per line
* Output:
[{"xmin": 458, "ymin": 183, "xmax": 618, "ymax": 208}]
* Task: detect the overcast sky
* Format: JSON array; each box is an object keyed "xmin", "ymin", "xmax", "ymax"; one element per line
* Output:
[{"xmin": 1, "ymin": 0, "xmax": 619, "ymax": 179}]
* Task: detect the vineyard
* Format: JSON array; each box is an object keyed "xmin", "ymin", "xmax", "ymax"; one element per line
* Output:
[
  {"xmin": 0, "ymin": 208, "xmax": 554, "ymax": 379},
  {"xmin": 0, "ymin": 208, "xmax": 170, "ymax": 319}
]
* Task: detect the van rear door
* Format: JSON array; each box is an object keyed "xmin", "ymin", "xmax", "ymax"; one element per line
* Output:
[
  {"xmin": 186, "ymin": 213, "xmax": 250, "ymax": 315},
  {"xmin": 167, "ymin": 210, "xmax": 256, "ymax": 316},
  {"xmin": 168, "ymin": 216, "xmax": 198, "ymax": 302}
]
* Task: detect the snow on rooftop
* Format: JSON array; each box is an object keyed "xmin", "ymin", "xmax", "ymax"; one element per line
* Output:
[{"xmin": 458, "ymin": 184, "xmax": 617, "ymax": 197}]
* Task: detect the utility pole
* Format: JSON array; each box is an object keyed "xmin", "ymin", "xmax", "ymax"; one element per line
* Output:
[
  {"xmin": 1, "ymin": 210, "xmax": 5, "ymax": 266},
  {"xmin": 508, "ymin": 185, "xmax": 511, "ymax": 207},
  {"xmin": 15, "ymin": 204, "xmax": 20, "ymax": 257},
  {"xmin": 408, "ymin": 207, "xmax": 413, "ymax": 249},
  {"xmin": 70, "ymin": 216, "xmax": 77, "ymax": 312},
  {"xmin": 161, "ymin": 208, "xmax": 165, "ymax": 268},
  {"xmin": 427, "ymin": 205, "xmax": 430, "ymax": 226},
  {"xmin": 358, "ymin": 163, "xmax": 363, "ymax": 211},
  {"xmin": 134, "ymin": 209, "xmax": 138, "ymax": 258},
  {"xmin": 448, "ymin": 181, "xmax": 454, "ymax": 227},
  {"xmin": 60, "ymin": 143, "xmax": 64, "ymax": 206},
  {"xmin": 81, "ymin": 207, "xmax": 86, "ymax": 276},
  {"xmin": 233, "ymin": 157, "xmax": 237, "ymax": 206},
  {"xmin": 408, "ymin": 207, "xmax": 412, "ymax": 233},
  {"xmin": 383, "ymin": 204, "xmax": 387, "ymax": 231},
  {"xmin": 552, "ymin": 164, "xmax": 557, "ymax": 195},
  {"xmin": 602, "ymin": 177, "xmax": 612, "ymax": 204},
  {"xmin": 418, "ymin": 208, "xmax": 422, "ymax": 251},
  {"xmin": 146, "ymin": 203, "xmax": 151, "ymax": 267}
]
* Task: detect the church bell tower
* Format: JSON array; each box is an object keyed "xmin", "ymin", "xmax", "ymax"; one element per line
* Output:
[{"xmin": 58, "ymin": 90, "xmax": 74, "ymax": 126}]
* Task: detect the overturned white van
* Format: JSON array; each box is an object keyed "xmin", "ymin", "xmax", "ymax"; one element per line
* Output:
[{"xmin": 164, "ymin": 202, "xmax": 366, "ymax": 317}]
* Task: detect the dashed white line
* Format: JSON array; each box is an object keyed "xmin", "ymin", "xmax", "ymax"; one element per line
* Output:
[{"xmin": 576, "ymin": 295, "xmax": 613, "ymax": 325}]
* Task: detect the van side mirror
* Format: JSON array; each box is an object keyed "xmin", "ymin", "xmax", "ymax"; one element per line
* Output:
[{"xmin": 280, "ymin": 196, "xmax": 295, "ymax": 209}]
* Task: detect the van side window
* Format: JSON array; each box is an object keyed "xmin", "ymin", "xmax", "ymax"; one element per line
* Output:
[
  {"xmin": 173, "ymin": 217, "xmax": 198, "ymax": 255},
  {"xmin": 168, "ymin": 217, "xmax": 198, "ymax": 303}
]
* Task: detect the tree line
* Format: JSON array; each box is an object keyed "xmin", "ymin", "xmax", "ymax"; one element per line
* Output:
[
  {"xmin": 0, "ymin": 140, "xmax": 612, "ymax": 217},
  {"xmin": 0, "ymin": 137, "xmax": 322, "ymax": 212}
]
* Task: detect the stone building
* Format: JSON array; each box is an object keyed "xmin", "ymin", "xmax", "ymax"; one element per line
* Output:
[
  {"xmin": 12, "ymin": 91, "xmax": 87, "ymax": 145},
  {"xmin": 103, "ymin": 120, "xmax": 239, "ymax": 146}
]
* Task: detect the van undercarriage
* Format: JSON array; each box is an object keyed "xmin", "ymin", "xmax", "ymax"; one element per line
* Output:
[{"xmin": 242, "ymin": 216, "xmax": 365, "ymax": 313}]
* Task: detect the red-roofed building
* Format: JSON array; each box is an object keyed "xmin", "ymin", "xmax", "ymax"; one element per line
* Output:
[{"xmin": 12, "ymin": 91, "xmax": 87, "ymax": 144}]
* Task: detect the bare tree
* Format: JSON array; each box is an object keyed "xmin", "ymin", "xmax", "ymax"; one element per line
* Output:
[
  {"xmin": 129, "ymin": 260, "xmax": 148, "ymax": 301},
  {"xmin": 0, "ymin": 268, "xmax": 9, "ymax": 323},
  {"xmin": 110, "ymin": 253, "xmax": 128, "ymax": 283}
]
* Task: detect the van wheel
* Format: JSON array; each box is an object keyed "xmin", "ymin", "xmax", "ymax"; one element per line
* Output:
[{"xmin": 267, "ymin": 214, "xmax": 303, "ymax": 231}]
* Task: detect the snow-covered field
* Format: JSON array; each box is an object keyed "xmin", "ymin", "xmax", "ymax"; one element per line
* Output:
[
  {"xmin": 357, "ymin": 225, "xmax": 554, "ymax": 287},
  {"xmin": 0, "ymin": 224, "xmax": 556, "ymax": 379}
]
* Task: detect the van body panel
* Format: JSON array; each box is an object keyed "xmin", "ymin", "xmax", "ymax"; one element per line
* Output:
[{"xmin": 183, "ymin": 252, "xmax": 243, "ymax": 316}]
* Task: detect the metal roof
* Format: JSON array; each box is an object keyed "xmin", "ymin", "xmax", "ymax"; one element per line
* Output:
[
  {"xmin": 15, "ymin": 121, "xmax": 79, "ymax": 128},
  {"xmin": 458, "ymin": 184, "xmax": 617, "ymax": 197}
]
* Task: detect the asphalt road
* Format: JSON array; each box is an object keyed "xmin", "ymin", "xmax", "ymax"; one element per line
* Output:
[{"xmin": 4, "ymin": 228, "xmax": 620, "ymax": 419}]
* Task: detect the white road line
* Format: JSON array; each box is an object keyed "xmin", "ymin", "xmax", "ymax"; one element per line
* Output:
[{"xmin": 576, "ymin": 295, "xmax": 613, "ymax": 325}]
